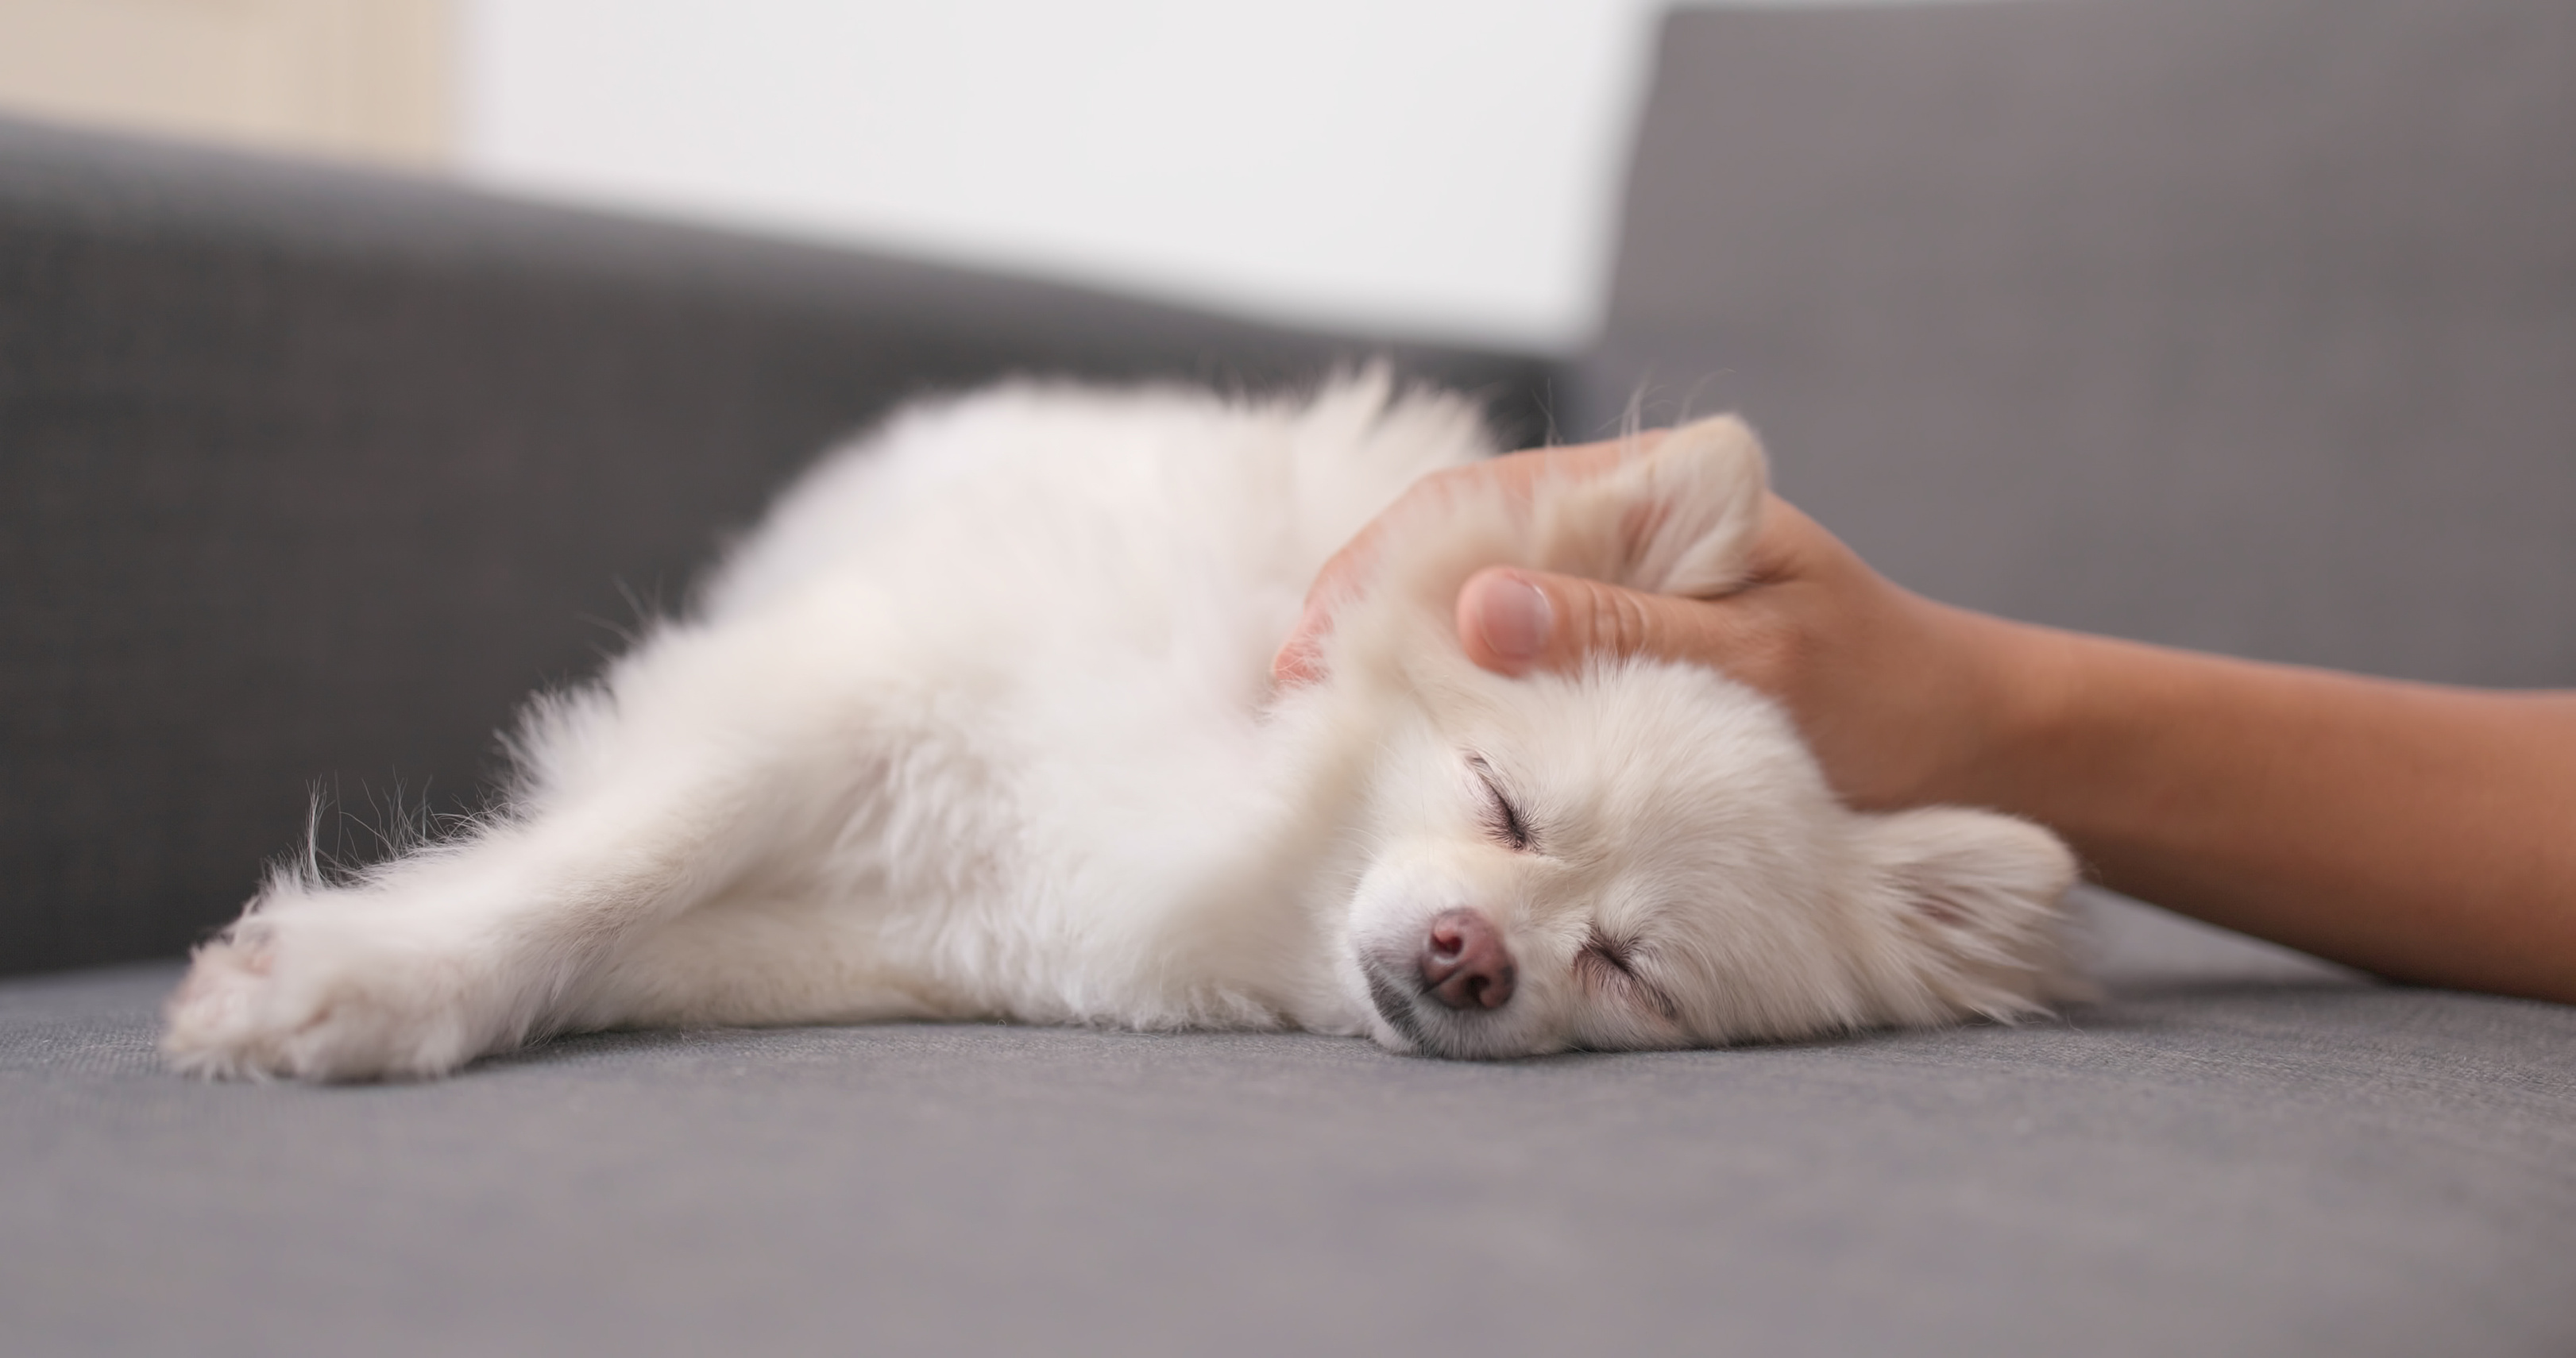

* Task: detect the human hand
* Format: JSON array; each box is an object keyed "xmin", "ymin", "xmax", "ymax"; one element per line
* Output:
[{"xmin": 1270, "ymin": 435, "xmax": 2047, "ymax": 812}]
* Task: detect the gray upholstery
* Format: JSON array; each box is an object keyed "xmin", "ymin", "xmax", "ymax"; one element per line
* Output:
[
  {"xmin": 1584, "ymin": 0, "xmax": 2576, "ymax": 685},
  {"xmin": 6, "ymin": 906, "xmax": 2572, "ymax": 1357},
  {"xmin": 5, "ymin": 1, "xmax": 2574, "ymax": 1352},
  {"xmin": 0, "ymin": 117, "xmax": 1547, "ymax": 975}
]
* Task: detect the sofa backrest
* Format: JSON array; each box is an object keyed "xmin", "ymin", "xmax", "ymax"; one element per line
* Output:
[
  {"xmin": 1582, "ymin": 0, "xmax": 2575, "ymax": 687},
  {"xmin": 0, "ymin": 118, "xmax": 1547, "ymax": 974}
]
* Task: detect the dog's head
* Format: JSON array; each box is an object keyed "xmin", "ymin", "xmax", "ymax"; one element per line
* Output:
[{"xmin": 1300, "ymin": 417, "xmax": 2077, "ymax": 1059}]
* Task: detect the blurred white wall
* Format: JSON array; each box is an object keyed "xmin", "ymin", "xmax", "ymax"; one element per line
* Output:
[
  {"xmin": 461, "ymin": 0, "xmax": 1667, "ymax": 351},
  {"xmin": 0, "ymin": 2, "xmax": 1971, "ymax": 352}
]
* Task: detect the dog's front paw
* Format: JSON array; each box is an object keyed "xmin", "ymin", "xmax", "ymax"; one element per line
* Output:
[{"xmin": 162, "ymin": 897, "xmax": 517, "ymax": 1082}]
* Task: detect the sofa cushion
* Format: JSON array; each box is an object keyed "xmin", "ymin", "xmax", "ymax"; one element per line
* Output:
[
  {"xmin": 1584, "ymin": 0, "xmax": 2576, "ymax": 686},
  {"xmin": 5, "ymin": 949, "xmax": 2569, "ymax": 1356}
]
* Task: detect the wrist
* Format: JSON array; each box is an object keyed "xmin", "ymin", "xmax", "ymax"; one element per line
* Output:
[{"xmin": 1933, "ymin": 604, "xmax": 2084, "ymax": 816}]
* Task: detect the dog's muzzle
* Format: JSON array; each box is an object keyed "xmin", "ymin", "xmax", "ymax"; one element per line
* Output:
[
  {"xmin": 1417, "ymin": 908, "xmax": 1516, "ymax": 1010},
  {"xmin": 1362, "ymin": 907, "xmax": 1519, "ymax": 1056}
]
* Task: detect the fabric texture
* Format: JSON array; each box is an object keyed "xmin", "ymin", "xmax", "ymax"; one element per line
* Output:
[
  {"xmin": 3, "ymin": 908, "xmax": 2570, "ymax": 1357},
  {"xmin": 1582, "ymin": 0, "xmax": 2576, "ymax": 687}
]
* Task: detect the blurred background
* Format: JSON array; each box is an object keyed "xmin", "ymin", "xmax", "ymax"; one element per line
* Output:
[{"xmin": 0, "ymin": 0, "xmax": 1928, "ymax": 351}]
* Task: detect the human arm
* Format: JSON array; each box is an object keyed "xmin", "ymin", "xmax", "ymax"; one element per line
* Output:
[{"xmin": 1273, "ymin": 438, "xmax": 2576, "ymax": 1005}]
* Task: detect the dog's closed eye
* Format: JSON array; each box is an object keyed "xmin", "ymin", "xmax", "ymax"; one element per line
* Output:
[
  {"xmin": 1466, "ymin": 754, "xmax": 1534, "ymax": 852},
  {"xmin": 1579, "ymin": 926, "xmax": 1637, "ymax": 975},
  {"xmin": 1577, "ymin": 924, "xmax": 1680, "ymax": 1020}
]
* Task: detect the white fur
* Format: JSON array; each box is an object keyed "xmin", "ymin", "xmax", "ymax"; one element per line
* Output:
[{"xmin": 162, "ymin": 371, "xmax": 2080, "ymax": 1080}]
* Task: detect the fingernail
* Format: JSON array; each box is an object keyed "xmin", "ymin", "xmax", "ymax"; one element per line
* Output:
[{"xmin": 1476, "ymin": 573, "xmax": 1552, "ymax": 663}]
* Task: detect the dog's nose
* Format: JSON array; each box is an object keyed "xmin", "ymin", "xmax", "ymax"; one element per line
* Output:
[{"xmin": 1419, "ymin": 908, "xmax": 1516, "ymax": 1010}]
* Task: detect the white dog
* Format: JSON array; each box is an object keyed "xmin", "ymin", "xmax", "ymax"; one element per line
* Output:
[{"xmin": 163, "ymin": 372, "xmax": 2078, "ymax": 1080}]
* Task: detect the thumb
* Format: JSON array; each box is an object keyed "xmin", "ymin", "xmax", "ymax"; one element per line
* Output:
[{"xmin": 1457, "ymin": 566, "xmax": 1732, "ymax": 677}]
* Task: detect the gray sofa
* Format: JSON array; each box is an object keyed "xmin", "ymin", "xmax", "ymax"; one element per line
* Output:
[{"xmin": 5, "ymin": 1, "xmax": 2570, "ymax": 1353}]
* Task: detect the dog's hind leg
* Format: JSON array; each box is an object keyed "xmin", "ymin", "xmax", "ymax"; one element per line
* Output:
[
  {"xmin": 162, "ymin": 611, "xmax": 915, "ymax": 1082},
  {"xmin": 562, "ymin": 894, "xmax": 960, "ymax": 1034}
]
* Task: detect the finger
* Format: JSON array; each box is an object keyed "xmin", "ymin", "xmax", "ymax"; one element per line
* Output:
[
  {"xmin": 1457, "ymin": 565, "xmax": 1748, "ymax": 678},
  {"xmin": 1273, "ymin": 505, "xmax": 1408, "ymax": 689},
  {"xmin": 1271, "ymin": 598, "xmax": 1330, "ymax": 688},
  {"xmin": 1273, "ymin": 435, "xmax": 1659, "ymax": 688}
]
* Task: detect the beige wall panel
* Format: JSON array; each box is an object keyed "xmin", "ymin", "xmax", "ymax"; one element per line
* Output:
[{"xmin": 0, "ymin": 0, "xmax": 453, "ymax": 167}]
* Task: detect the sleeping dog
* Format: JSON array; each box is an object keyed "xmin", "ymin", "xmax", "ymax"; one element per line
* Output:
[{"xmin": 165, "ymin": 372, "xmax": 2077, "ymax": 1079}]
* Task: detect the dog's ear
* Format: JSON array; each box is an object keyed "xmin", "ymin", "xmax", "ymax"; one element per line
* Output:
[
  {"xmin": 1861, "ymin": 807, "xmax": 2083, "ymax": 1019},
  {"xmin": 1534, "ymin": 415, "xmax": 1769, "ymax": 596}
]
